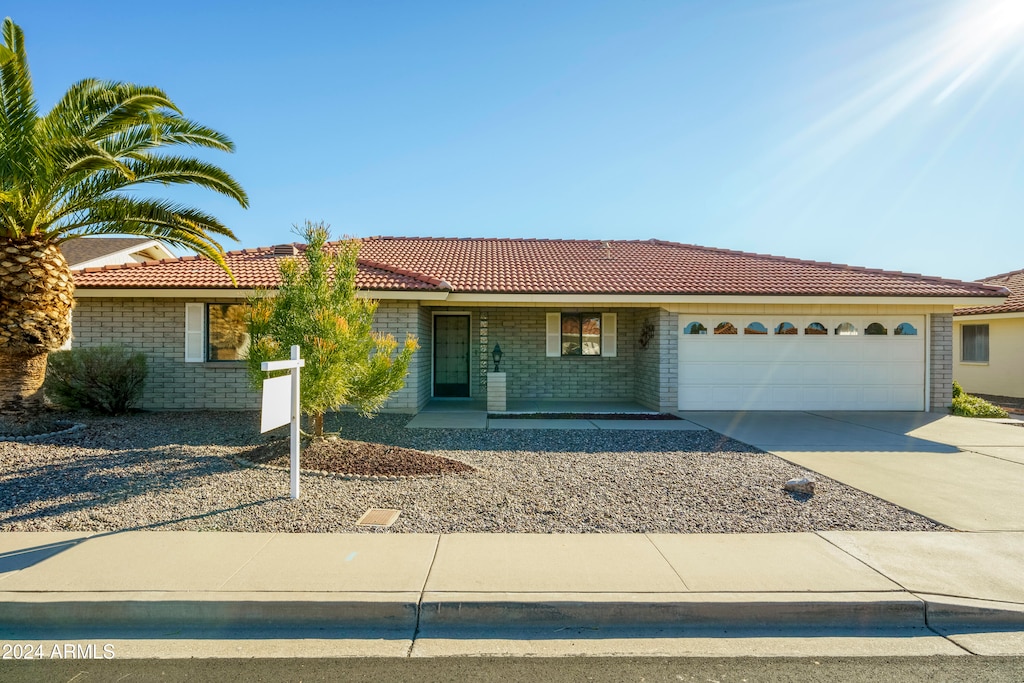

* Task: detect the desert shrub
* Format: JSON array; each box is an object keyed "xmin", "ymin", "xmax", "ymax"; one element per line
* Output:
[
  {"xmin": 950, "ymin": 383, "xmax": 1008, "ymax": 418},
  {"xmin": 45, "ymin": 346, "xmax": 147, "ymax": 415},
  {"xmin": 952, "ymin": 380, "xmax": 964, "ymax": 399}
]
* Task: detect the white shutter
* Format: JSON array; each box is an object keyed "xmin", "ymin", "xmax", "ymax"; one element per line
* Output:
[
  {"xmin": 546, "ymin": 312, "xmax": 561, "ymax": 357},
  {"xmin": 602, "ymin": 312, "xmax": 617, "ymax": 357},
  {"xmin": 184, "ymin": 303, "xmax": 205, "ymax": 362}
]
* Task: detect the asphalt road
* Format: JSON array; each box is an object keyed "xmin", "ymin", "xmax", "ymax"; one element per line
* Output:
[{"xmin": 3, "ymin": 657, "xmax": 1024, "ymax": 682}]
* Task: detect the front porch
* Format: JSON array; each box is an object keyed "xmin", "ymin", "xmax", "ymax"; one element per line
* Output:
[{"xmin": 408, "ymin": 306, "xmax": 677, "ymax": 415}]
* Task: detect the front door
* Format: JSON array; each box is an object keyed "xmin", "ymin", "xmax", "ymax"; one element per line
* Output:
[{"xmin": 434, "ymin": 315, "xmax": 470, "ymax": 397}]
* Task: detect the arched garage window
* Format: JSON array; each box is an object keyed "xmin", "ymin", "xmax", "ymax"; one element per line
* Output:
[
  {"xmin": 865, "ymin": 322, "xmax": 888, "ymax": 335},
  {"xmin": 683, "ymin": 321, "xmax": 707, "ymax": 335},
  {"xmin": 744, "ymin": 322, "xmax": 768, "ymax": 335},
  {"xmin": 805, "ymin": 322, "xmax": 827, "ymax": 335},
  {"xmin": 895, "ymin": 322, "xmax": 918, "ymax": 335},
  {"xmin": 835, "ymin": 322, "xmax": 858, "ymax": 336},
  {"xmin": 774, "ymin": 322, "xmax": 797, "ymax": 335},
  {"xmin": 714, "ymin": 322, "xmax": 737, "ymax": 335}
]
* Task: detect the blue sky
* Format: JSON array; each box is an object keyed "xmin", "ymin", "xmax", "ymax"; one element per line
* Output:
[{"xmin": 9, "ymin": 0, "xmax": 1024, "ymax": 281}]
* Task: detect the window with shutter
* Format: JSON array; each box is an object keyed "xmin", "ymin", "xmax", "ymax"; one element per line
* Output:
[{"xmin": 184, "ymin": 303, "xmax": 205, "ymax": 362}]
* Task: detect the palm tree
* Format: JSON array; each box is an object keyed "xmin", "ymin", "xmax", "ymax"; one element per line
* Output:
[{"xmin": 0, "ymin": 17, "xmax": 248, "ymax": 415}]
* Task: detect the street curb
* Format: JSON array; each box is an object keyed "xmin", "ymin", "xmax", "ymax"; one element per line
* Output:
[
  {"xmin": 418, "ymin": 592, "xmax": 928, "ymax": 630},
  {"xmin": 3, "ymin": 591, "xmax": 1023, "ymax": 634},
  {"xmin": 0, "ymin": 592, "xmax": 418, "ymax": 631},
  {"xmin": 920, "ymin": 594, "xmax": 1024, "ymax": 628}
]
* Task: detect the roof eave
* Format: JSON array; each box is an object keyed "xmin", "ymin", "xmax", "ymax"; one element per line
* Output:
[{"xmin": 74, "ymin": 287, "xmax": 451, "ymax": 300}]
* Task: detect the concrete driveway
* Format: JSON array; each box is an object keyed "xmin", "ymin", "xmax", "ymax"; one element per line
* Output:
[{"xmin": 681, "ymin": 411, "xmax": 1024, "ymax": 532}]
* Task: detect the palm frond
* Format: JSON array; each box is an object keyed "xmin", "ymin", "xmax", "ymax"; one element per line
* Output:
[
  {"xmin": 0, "ymin": 17, "xmax": 39, "ymax": 193},
  {"xmin": 0, "ymin": 18, "xmax": 245, "ymax": 272},
  {"xmin": 60, "ymin": 195, "xmax": 236, "ymax": 241},
  {"xmin": 116, "ymin": 156, "xmax": 247, "ymax": 203},
  {"xmin": 100, "ymin": 115, "xmax": 235, "ymax": 158},
  {"xmin": 41, "ymin": 80, "xmax": 176, "ymax": 141}
]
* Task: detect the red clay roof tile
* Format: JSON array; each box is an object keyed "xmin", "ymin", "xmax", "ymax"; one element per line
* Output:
[
  {"xmin": 72, "ymin": 237, "xmax": 1006, "ymax": 299},
  {"xmin": 955, "ymin": 269, "xmax": 1024, "ymax": 315}
]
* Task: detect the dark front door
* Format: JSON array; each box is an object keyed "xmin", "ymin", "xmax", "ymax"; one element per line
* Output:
[{"xmin": 434, "ymin": 315, "xmax": 470, "ymax": 397}]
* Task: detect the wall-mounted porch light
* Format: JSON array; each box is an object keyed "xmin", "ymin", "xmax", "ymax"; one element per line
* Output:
[{"xmin": 492, "ymin": 343, "xmax": 503, "ymax": 372}]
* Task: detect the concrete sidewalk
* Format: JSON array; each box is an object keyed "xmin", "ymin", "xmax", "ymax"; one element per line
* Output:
[{"xmin": 1, "ymin": 530, "xmax": 1022, "ymax": 658}]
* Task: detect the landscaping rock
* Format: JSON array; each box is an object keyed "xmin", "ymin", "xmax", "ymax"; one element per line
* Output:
[
  {"xmin": 784, "ymin": 477, "xmax": 816, "ymax": 495},
  {"xmin": 0, "ymin": 411, "xmax": 944, "ymax": 534}
]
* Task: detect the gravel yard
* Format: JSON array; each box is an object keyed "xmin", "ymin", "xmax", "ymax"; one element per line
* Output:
[{"xmin": 0, "ymin": 411, "xmax": 948, "ymax": 533}]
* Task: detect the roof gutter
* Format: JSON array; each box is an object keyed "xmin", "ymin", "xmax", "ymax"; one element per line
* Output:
[
  {"xmin": 437, "ymin": 292, "xmax": 1008, "ymax": 306},
  {"xmin": 72, "ymin": 289, "xmax": 1003, "ymax": 306},
  {"xmin": 74, "ymin": 288, "xmax": 452, "ymax": 301}
]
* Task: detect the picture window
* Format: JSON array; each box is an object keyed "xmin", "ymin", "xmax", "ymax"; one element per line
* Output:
[
  {"xmin": 561, "ymin": 313, "xmax": 602, "ymax": 355},
  {"xmin": 207, "ymin": 304, "xmax": 250, "ymax": 361}
]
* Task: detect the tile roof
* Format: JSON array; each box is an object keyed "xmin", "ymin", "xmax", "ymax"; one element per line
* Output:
[
  {"xmin": 61, "ymin": 237, "xmax": 155, "ymax": 267},
  {"xmin": 955, "ymin": 269, "xmax": 1024, "ymax": 315},
  {"xmin": 72, "ymin": 236, "xmax": 1008, "ymax": 299},
  {"xmin": 72, "ymin": 245, "xmax": 446, "ymax": 291}
]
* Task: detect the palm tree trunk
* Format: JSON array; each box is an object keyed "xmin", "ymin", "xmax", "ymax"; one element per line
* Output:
[
  {"xmin": 0, "ymin": 237, "xmax": 74, "ymax": 414},
  {"xmin": 0, "ymin": 350, "xmax": 48, "ymax": 414}
]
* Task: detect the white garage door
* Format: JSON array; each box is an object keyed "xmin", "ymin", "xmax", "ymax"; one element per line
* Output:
[{"xmin": 678, "ymin": 316, "xmax": 925, "ymax": 411}]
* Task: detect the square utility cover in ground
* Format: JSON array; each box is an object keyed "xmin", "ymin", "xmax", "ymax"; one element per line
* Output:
[{"xmin": 356, "ymin": 508, "xmax": 401, "ymax": 527}]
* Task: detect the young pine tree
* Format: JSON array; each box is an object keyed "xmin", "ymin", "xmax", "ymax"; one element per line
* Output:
[{"xmin": 246, "ymin": 222, "xmax": 418, "ymax": 437}]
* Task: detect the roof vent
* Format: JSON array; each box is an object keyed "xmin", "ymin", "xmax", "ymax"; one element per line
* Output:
[{"xmin": 273, "ymin": 243, "xmax": 298, "ymax": 256}]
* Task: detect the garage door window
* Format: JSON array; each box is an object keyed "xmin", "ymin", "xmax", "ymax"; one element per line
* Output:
[
  {"xmin": 714, "ymin": 322, "xmax": 737, "ymax": 335},
  {"xmin": 835, "ymin": 322, "xmax": 858, "ymax": 336},
  {"xmin": 683, "ymin": 321, "xmax": 707, "ymax": 335},
  {"xmin": 865, "ymin": 322, "xmax": 888, "ymax": 335},
  {"xmin": 962, "ymin": 324, "xmax": 989, "ymax": 363},
  {"xmin": 775, "ymin": 322, "xmax": 797, "ymax": 335},
  {"xmin": 744, "ymin": 322, "xmax": 768, "ymax": 335},
  {"xmin": 895, "ymin": 322, "xmax": 918, "ymax": 335},
  {"xmin": 805, "ymin": 322, "xmax": 828, "ymax": 335}
]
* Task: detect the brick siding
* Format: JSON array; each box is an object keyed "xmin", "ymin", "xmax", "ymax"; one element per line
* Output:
[
  {"xmin": 449, "ymin": 307, "xmax": 645, "ymax": 402},
  {"xmin": 72, "ymin": 298, "xmax": 423, "ymax": 412},
  {"xmin": 930, "ymin": 312, "xmax": 953, "ymax": 412}
]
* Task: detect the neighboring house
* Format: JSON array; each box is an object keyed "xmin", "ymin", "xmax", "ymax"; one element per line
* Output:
[
  {"xmin": 61, "ymin": 237, "xmax": 174, "ymax": 269},
  {"xmin": 70, "ymin": 237, "xmax": 1006, "ymax": 414},
  {"xmin": 953, "ymin": 269, "xmax": 1024, "ymax": 399}
]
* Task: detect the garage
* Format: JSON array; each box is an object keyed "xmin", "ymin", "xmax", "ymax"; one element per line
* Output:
[{"xmin": 678, "ymin": 316, "xmax": 925, "ymax": 411}]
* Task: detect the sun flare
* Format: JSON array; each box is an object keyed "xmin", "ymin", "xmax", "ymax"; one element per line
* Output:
[
  {"xmin": 769, "ymin": 0, "xmax": 1024, "ymax": 193},
  {"xmin": 935, "ymin": 0, "xmax": 1024, "ymax": 102}
]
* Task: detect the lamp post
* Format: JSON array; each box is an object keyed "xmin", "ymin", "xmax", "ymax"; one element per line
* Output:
[{"xmin": 492, "ymin": 343, "xmax": 503, "ymax": 372}]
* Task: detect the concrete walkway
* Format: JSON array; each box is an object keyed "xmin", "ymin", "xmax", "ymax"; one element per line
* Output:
[
  {"xmin": 405, "ymin": 413, "xmax": 708, "ymax": 430},
  {"xmin": 681, "ymin": 412, "xmax": 1024, "ymax": 532},
  {"xmin": 405, "ymin": 399, "xmax": 709, "ymax": 430},
  {"xmin": 1, "ymin": 530, "xmax": 1023, "ymax": 658}
]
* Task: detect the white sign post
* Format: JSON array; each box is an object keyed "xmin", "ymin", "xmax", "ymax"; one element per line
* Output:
[{"xmin": 260, "ymin": 345, "xmax": 305, "ymax": 499}]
